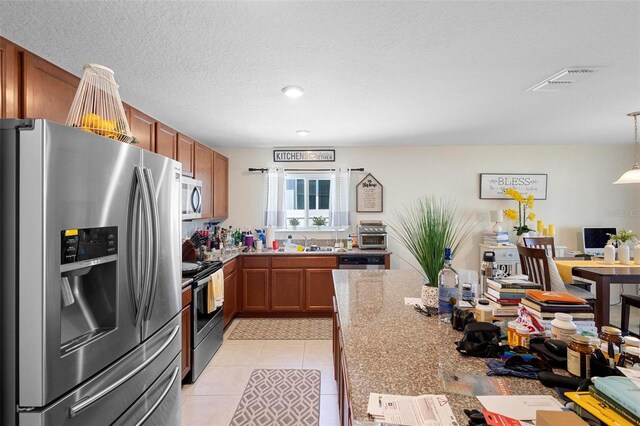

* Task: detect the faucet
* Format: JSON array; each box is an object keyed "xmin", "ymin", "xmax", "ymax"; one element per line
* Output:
[{"xmin": 302, "ymin": 235, "xmax": 308, "ymax": 248}]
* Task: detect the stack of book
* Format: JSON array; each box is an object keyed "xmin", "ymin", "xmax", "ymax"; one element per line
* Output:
[
  {"xmin": 483, "ymin": 232, "xmax": 510, "ymax": 245},
  {"xmin": 519, "ymin": 289, "xmax": 595, "ymax": 334},
  {"xmin": 566, "ymin": 376, "xmax": 640, "ymax": 425},
  {"xmin": 485, "ymin": 278, "xmax": 542, "ymax": 318}
]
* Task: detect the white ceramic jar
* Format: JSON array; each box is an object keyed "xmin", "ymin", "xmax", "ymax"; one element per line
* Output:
[
  {"xmin": 619, "ymin": 243, "xmax": 632, "ymax": 265},
  {"xmin": 604, "ymin": 243, "xmax": 615, "ymax": 264},
  {"xmin": 551, "ymin": 312, "xmax": 577, "ymax": 343}
]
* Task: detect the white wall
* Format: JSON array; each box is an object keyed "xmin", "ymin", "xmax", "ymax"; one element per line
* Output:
[{"xmin": 210, "ymin": 144, "xmax": 640, "ymax": 274}]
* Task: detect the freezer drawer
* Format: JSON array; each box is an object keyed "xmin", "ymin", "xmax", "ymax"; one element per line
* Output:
[
  {"xmin": 112, "ymin": 354, "xmax": 181, "ymax": 426},
  {"xmin": 19, "ymin": 315, "xmax": 181, "ymax": 426}
]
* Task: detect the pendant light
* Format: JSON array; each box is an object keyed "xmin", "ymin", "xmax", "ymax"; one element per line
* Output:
[{"xmin": 613, "ymin": 111, "xmax": 640, "ymax": 184}]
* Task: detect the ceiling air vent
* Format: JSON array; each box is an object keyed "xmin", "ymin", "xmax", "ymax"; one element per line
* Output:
[{"xmin": 526, "ymin": 67, "xmax": 603, "ymax": 92}]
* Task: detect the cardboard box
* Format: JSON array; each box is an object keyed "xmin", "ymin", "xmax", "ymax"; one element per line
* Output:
[{"xmin": 536, "ymin": 410, "xmax": 587, "ymax": 426}]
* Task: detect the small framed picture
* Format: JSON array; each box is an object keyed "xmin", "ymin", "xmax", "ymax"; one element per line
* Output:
[
  {"xmin": 356, "ymin": 173, "xmax": 383, "ymax": 212},
  {"xmin": 480, "ymin": 173, "xmax": 548, "ymax": 199}
]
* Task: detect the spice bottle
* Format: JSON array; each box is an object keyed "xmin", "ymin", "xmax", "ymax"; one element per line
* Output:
[
  {"xmin": 567, "ymin": 335, "xmax": 594, "ymax": 379},
  {"xmin": 551, "ymin": 312, "xmax": 577, "ymax": 343},
  {"xmin": 599, "ymin": 326, "xmax": 625, "ymax": 362},
  {"xmin": 475, "ymin": 300, "xmax": 493, "ymax": 323},
  {"xmin": 507, "ymin": 321, "xmax": 519, "ymax": 347},
  {"xmin": 515, "ymin": 325, "xmax": 530, "ymax": 349}
]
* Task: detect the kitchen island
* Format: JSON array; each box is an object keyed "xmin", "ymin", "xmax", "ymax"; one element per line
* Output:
[{"xmin": 332, "ymin": 269, "xmax": 560, "ymax": 425}]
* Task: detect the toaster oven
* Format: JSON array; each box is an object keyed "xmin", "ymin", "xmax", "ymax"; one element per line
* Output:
[{"xmin": 357, "ymin": 221, "xmax": 387, "ymax": 250}]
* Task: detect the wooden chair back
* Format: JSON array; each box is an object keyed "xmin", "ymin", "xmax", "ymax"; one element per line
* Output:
[
  {"xmin": 522, "ymin": 236, "xmax": 556, "ymax": 258},
  {"xmin": 517, "ymin": 245, "xmax": 552, "ymax": 291}
]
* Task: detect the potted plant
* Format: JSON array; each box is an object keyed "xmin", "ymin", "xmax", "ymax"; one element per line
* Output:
[
  {"xmin": 288, "ymin": 217, "xmax": 300, "ymax": 230},
  {"xmin": 607, "ymin": 229, "xmax": 637, "ymax": 264},
  {"xmin": 311, "ymin": 216, "xmax": 327, "ymax": 229},
  {"xmin": 502, "ymin": 188, "xmax": 535, "ymax": 243},
  {"xmin": 389, "ymin": 196, "xmax": 475, "ymax": 309}
]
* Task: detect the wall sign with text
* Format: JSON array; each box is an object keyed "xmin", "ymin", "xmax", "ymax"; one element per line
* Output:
[
  {"xmin": 479, "ymin": 173, "xmax": 548, "ymax": 199},
  {"xmin": 273, "ymin": 149, "xmax": 335, "ymax": 162},
  {"xmin": 356, "ymin": 173, "xmax": 383, "ymax": 212}
]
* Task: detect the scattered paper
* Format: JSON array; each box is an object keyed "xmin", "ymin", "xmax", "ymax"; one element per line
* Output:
[
  {"xmin": 439, "ymin": 368, "xmax": 510, "ymax": 396},
  {"xmin": 616, "ymin": 366, "xmax": 640, "ymax": 390},
  {"xmin": 368, "ymin": 393, "xmax": 458, "ymax": 426},
  {"xmin": 405, "ymin": 297, "xmax": 422, "ymax": 306},
  {"xmin": 476, "ymin": 395, "xmax": 563, "ymax": 421}
]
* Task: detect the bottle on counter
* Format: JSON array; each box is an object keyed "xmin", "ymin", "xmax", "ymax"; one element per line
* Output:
[{"xmin": 438, "ymin": 248, "xmax": 459, "ymax": 322}]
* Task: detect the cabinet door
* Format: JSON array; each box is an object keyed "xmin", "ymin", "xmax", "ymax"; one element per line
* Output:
[
  {"xmin": 177, "ymin": 133, "xmax": 195, "ymax": 177},
  {"xmin": 271, "ymin": 269, "xmax": 305, "ymax": 311},
  {"xmin": 180, "ymin": 305, "xmax": 191, "ymax": 380},
  {"xmin": 1, "ymin": 37, "xmax": 20, "ymax": 118},
  {"xmin": 127, "ymin": 106, "xmax": 155, "ymax": 152},
  {"xmin": 155, "ymin": 122, "xmax": 177, "ymax": 160},
  {"xmin": 306, "ymin": 269, "xmax": 335, "ymax": 311},
  {"xmin": 243, "ymin": 269, "xmax": 269, "ymax": 311},
  {"xmin": 194, "ymin": 142, "xmax": 213, "ymax": 219},
  {"xmin": 23, "ymin": 51, "xmax": 79, "ymax": 124},
  {"xmin": 223, "ymin": 272, "xmax": 237, "ymax": 326},
  {"xmin": 213, "ymin": 152, "xmax": 228, "ymax": 219}
]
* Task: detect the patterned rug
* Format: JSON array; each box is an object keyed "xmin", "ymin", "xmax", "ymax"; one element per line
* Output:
[
  {"xmin": 230, "ymin": 369, "xmax": 321, "ymax": 426},
  {"xmin": 228, "ymin": 318, "xmax": 332, "ymax": 340}
]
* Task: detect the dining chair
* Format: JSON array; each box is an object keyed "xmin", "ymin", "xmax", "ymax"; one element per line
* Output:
[
  {"xmin": 517, "ymin": 245, "xmax": 596, "ymax": 306},
  {"xmin": 523, "ymin": 237, "xmax": 556, "ymax": 258}
]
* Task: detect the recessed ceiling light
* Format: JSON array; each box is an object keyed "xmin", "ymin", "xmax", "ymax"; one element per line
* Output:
[
  {"xmin": 282, "ymin": 86, "xmax": 305, "ymax": 98},
  {"xmin": 296, "ymin": 130, "xmax": 311, "ymax": 136}
]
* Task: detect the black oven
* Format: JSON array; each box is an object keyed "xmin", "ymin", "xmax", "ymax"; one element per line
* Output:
[{"xmin": 183, "ymin": 261, "xmax": 224, "ymax": 382}]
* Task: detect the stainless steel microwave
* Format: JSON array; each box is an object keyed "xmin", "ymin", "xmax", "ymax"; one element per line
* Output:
[{"xmin": 182, "ymin": 177, "xmax": 202, "ymax": 220}]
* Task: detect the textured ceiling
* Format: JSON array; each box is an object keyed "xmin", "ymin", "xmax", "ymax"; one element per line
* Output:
[{"xmin": 1, "ymin": 1, "xmax": 639, "ymax": 148}]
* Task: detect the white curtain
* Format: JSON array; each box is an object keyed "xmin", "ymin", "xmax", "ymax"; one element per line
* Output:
[
  {"xmin": 263, "ymin": 168, "xmax": 286, "ymax": 227},
  {"xmin": 329, "ymin": 169, "xmax": 351, "ymax": 227}
]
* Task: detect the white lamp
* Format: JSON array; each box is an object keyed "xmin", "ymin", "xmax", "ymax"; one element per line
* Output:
[
  {"xmin": 490, "ymin": 210, "xmax": 504, "ymax": 232},
  {"xmin": 614, "ymin": 111, "xmax": 640, "ymax": 184}
]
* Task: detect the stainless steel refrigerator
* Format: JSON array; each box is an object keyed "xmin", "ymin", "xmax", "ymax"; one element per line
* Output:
[{"xmin": 0, "ymin": 119, "xmax": 182, "ymax": 425}]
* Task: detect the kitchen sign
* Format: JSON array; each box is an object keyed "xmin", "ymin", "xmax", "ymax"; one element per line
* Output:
[
  {"xmin": 480, "ymin": 173, "xmax": 548, "ymax": 199},
  {"xmin": 273, "ymin": 149, "xmax": 335, "ymax": 162},
  {"xmin": 357, "ymin": 173, "xmax": 383, "ymax": 212}
]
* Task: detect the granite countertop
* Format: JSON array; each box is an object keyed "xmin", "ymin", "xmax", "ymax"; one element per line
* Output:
[
  {"xmin": 217, "ymin": 248, "xmax": 390, "ymax": 263},
  {"xmin": 332, "ymin": 269, "xmax": 560, "ymax": 424}
]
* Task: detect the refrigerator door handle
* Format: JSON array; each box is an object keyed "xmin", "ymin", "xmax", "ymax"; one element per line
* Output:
[
  {"xmin": 128, "ymin": 167, "xmax": 145, "ymax": 325},
  {"xmin": 68, "ymin": 324, "xmax": 180, "ymax": 418},
  {"xmin": 142, "ymin": 168, "xmax": 160, "ymax": 320},
  {"xmin": 137, "ymin": 167, "xmax": 154, "ymax": 328},
  {"xmin": 134, "ymin": 365, "xmax": 180, "ymax": 426}
]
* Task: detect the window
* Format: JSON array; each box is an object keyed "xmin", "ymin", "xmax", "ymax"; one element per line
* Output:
[{"xmin": 285, "ymin": 173, "xmax": 331, "ymax": 226}]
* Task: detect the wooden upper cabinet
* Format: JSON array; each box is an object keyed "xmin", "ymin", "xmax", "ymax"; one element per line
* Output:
[
  {"xmin": 177, "ymin": 133, "xmax": 195, "ymax": 177},
  {"xmin": 127, "ymin": 106, "xmax": 156, "ymax": 152},
  {"xmin": 194, "ymin": 142, "xmax": 213, "ymax": 219},
  {"xmin": 22, "ymin": 51, "xmax": 79, "ymax": 123},
  {"xmin": 1, "ymin": 37, "xmax": 20, "ymax": 118},
  {"xmin": 155, "ymin": 122, "xmax": 177, "ymax": 160},
  {"xmin": 213, "ymin": 152, "xmax": 229, "ymax": 219}
]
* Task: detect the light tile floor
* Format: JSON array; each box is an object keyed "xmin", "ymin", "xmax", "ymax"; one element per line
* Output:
[{"xmin": 181, "ymin": 320, "xmax": 339, "ymax": 426}]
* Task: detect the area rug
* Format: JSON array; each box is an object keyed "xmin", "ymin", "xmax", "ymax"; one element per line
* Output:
[
  {"xmin": 228, "ymin": 318, "xmax": 332, "ymax": 340},
  {"xmin": 230, "ymin": 369, "xmax": 321, "ymax": 426}
]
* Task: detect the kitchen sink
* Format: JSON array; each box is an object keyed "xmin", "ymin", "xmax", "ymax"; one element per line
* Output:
[{"xmin": 304, "ymin": 246, "xmax": 335, "ymax": 252}]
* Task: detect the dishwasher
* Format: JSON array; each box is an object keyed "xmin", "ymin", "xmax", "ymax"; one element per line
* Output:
[{"xmin": 338, "ymin": 255, "xmax": 386, "ymax": 269}]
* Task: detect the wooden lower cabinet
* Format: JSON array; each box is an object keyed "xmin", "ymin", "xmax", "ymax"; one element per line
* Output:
[
  {"xmin": 306, "ymin": 269, "xmax": 335, "ymax": 311},
  {"xmin": 271, "ymin": 269, "xmax": 305, "ymax": 311},
  {"xmin": 243, "ymin": 269, "xmax": 270, "ymax": 311},
  {"xmin": 334, "ymin": 304, "xmax": 352, "ymax": 426},
  {"xmin": 181, "ymin": 286, "xmax": 192, "ymax": 380},
  {"xmin": 223, "ymin": 258, "xmax": 238, "ymax": 326}
]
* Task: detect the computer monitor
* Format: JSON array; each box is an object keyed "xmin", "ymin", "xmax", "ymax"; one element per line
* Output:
[{"xmin": 582, "ymin": 227, "xmax": 617, "ymax": 256}]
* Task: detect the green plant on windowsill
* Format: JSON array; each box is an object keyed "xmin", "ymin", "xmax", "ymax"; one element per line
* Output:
[
  {"xmin": 311, "ymin": 216, "xmax": 327, "ymax": 228},
  {"xmin": 288, "ymin": 217, "xmax": 300, "ymax": 229}
]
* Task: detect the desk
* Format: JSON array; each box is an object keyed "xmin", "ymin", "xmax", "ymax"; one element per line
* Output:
[
  {"xmin": 332, "ymin": 269, "xmax": 559, "ymax": 425},
  {"xmin": 571, "ymin": 267, "xmax": 640, "ymax": 330}
]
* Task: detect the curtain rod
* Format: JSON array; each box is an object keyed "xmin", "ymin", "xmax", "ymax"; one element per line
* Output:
[{"xmin": 248, "ymin": 167, "xmax": 364, "ymax": 173}]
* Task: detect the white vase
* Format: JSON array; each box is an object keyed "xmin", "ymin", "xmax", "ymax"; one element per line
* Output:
[
  {"xmin": 421, "ymin": 283, "xmax": 438, "ymax": 309},
  {"xmin": 517, "ymin": 232, "xmax": 530, "ymax": 246},
  {"xmin": 634, "ymin": 244, "xmax": 640, "ymax": 265},
  {"xmin": 604, "ymin": 243, "xmax": 615, "ymax": 264},
  {"xmin": 619, "ymin": 243, "xmax": 632, "ymax": 265}
]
